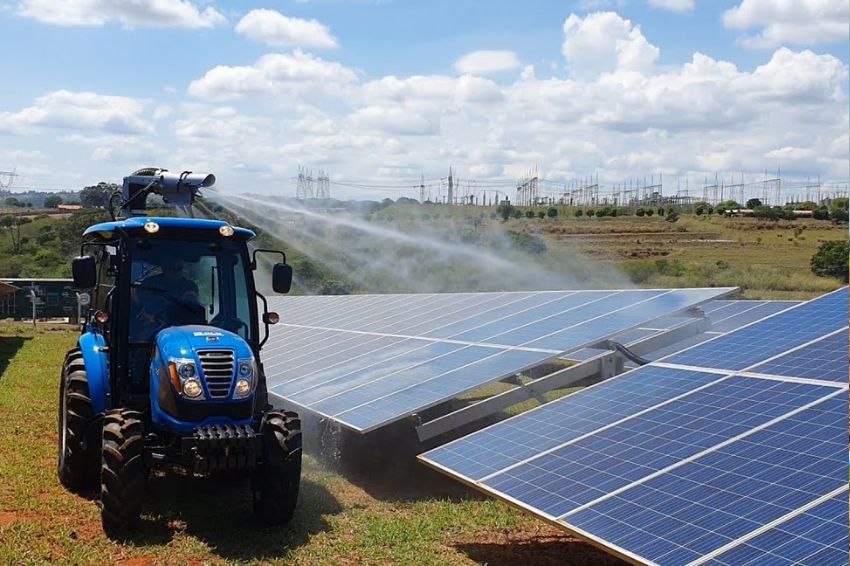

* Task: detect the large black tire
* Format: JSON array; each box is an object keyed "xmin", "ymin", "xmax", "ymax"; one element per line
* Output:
[
  {"xmin": 100, "ymin": 409, "xmax": 146, "ymax": 537},
  {"xmin": 253, "ymin": 410, "xmax": 302, "ymax": 525},
  {"xmin": 57, "ymin": 349, "xmax": 99, "ymax": 490}
]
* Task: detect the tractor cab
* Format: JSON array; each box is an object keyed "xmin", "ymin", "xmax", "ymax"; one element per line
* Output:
[{"xmin": 58, "ymin": 169, "xmax": 301, "ymax": 536}]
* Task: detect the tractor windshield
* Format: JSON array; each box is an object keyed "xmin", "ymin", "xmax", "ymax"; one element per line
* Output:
[{"xmin": 129, "ymin": 238, "xmax": 254, "ymax": 344}]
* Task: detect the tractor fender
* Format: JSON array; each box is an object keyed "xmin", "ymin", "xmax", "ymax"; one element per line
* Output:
[{"xmin": 78, "ymin": 328, "xmax": 110, "ymax": 413}]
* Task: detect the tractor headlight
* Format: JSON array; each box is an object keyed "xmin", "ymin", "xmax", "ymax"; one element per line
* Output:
[
  {"xmin": 235, "ymin": 379, "xmax": 251, "ymax": 397},
  {"xmin": 178, "ymin": 362, "xmax": 196, "ymax": 379},
  {"xmin": 168, "ymin": 358, "xmax": 204, "ymax": 399},
  {"xmin": 183, "ymin": 378, "xmax": 203, "ymax": 398},
  {"xmin": 238, "ymin": 360, "xmax": 253, "ymax": 378}
]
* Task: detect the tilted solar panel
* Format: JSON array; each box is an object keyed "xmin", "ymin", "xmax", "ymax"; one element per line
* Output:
[
  {"xmin": 664, "ymin": 287, "xmax": 847, "ymax": 371},
  {"xmin": 264, "ymin": 288, "xmax": 734, "ymax": 432}
]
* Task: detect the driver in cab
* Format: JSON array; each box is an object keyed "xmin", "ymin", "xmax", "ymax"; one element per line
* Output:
[{"xmin": 134, "ymin": 258, "xmax": 203, "ymax": 334}]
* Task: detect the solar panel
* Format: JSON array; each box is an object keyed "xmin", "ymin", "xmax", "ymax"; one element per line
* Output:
[
  {"xmin": 419, "ymin": 287, "xmax": 848, "ymax": 565},
  {"xmin": 663, "ymin": 287, "xmax": 847, "ymax": 371},
  {"xmin": 566, "ymin": 299, "xmax": 801, "ymax": 363},
  {"xmin": 706, "ymin": 491, "xmax": 849, "ymax": 566},
  {"xmin": 749, "ymin": 331, "xmax": 848, "ymax": 383},
  {"xmin": 264, "ymin": 288, "xmax": 734, "ymax": 432}
]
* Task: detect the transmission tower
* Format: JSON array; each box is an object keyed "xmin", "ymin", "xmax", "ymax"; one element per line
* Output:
[
  {"xmin": 316, "ymin": 170, "xmax": 330, "ymax": 199},
  {"xmin": 296, "ymin": 166, "xmax": 315, "ymax": 199},
  {"xmin": 0, "ymin": 168, "xmax": 18, "ymax": 190}
]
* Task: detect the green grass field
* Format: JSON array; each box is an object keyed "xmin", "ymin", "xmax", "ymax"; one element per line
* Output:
[{"xmin": 0, "ymin": 324, "xmax": 624, "ymax": 566}]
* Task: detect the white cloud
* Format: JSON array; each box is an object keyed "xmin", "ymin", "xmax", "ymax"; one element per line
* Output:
[
  {"xmin": 235, "ymin": 9, "xmax": 338, "ymax": 49},
  {"xmin": 6, "ymin": 11, "xmax": 848, "ymax": 194},
  {"xmin": 0, "ymin": 90, "xmax": 151, "ymax": 135},
  {"xmin": 562, "ymin": 12, "xmax": 660, "ymax": 79},
  {"xmin": 187, "ymin": 51, "xmax": 358, "ymax": 101},
  {"xmin": 648, "ymin": 0, "xmax": 694, "ymax": 12},
  {"xmin": 723, "ymin": 0, "xmax": 849, "ymax": 47},
  {"xmin": 16, "ymin": 0, "xmax": 225, "ymax": 28},
  {"xmin": 453, "ymin": 50, "xmax": 521, "ymax": 75}
]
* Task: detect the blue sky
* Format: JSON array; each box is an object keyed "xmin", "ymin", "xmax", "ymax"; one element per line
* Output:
[{"xmin": 0, "ymin": 0, "xmax": 847, "ymax": 197}]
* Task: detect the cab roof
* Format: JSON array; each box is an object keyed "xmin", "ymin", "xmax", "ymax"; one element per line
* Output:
[{"xmin": 83, "ymin": 217, "xmax": 255, "ymax": 240}]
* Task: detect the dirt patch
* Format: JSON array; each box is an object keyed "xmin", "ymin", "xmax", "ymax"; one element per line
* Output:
[
  {"xmin": 454, "ymin": 524, "xmax": 626, "ymax": 566},
  {"xmin": 115, "ymin": 557, "xmax": 155, "ymax": 566},
  {"xmin": 0, "ymin": 510, "xmax": 18, "ymax": 528}
]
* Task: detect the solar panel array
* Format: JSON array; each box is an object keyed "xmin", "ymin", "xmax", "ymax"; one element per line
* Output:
[
  {"xmin": 420, "ymin": 287, "xmax": 848, "ymax": 566},
  {"xmin": 264, "ymin": 288, "xmax": 734, "ymax": 432}
]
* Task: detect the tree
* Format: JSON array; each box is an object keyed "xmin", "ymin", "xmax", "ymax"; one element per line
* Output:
[
  {"xmin": 547, "ymin": 207, "xmax": 558, "ymax": 219},
  {"xmin": 4, "ymin": 197, "xmax": 21, "ymax": 208},
  {"xmin": 716, "ymin": 200, "xmax": 742, "ymax": 214},
  {"xmin": 810, "ymin": 241, "xmax": 848, "ymax": 282},
  {"xmin": 746, "ymin": 198, "xmax": 762, "ymax": 209},
  {"xmin": 44, "ymin": 195, "xmax": 63, "ymax": 208},
  {"xmin": 80, "ymin": 182, "xmax": 117, "ymax": 208},
  {"xmin": 496, "ymin": 202, "xmax": 515, "ymax": 221},
  {"xmin": 0, "ymin": 214, "xmax": 31, "ymax": 254},
  {"xmin": 830, "ymin": 197, "xmax": 848, "ymax": 215}
]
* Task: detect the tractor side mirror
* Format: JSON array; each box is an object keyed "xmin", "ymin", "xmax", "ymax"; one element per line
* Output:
[
  {"xmin": 272, "ymin": 263, "xmax": 292, "ymax": 294},
  {"xmin": 72, "ymin": 256, "xmax": 97, "ymax": 289}
]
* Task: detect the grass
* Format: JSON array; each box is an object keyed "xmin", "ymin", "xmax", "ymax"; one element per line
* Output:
[
  {"xmin": 0, "ymin": 323, "xmax": 624, "ymax": 565},
  {"xmin": 528, "ymin": 215, "xmax": 847, "ymax": 299}
]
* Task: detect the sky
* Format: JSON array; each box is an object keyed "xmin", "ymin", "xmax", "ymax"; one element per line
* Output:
[{"xmin": 0, "ymin": 0, "xmax": 847, "ymax": 199}]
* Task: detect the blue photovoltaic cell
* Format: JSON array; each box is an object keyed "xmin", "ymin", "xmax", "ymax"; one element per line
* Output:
[
  {"xmin": 564, "ymin": 395, "xmax": 846, "ymax": 566},
  {"xmin": 265, "ymin": 288, "xmax": 732, "ymax": 431},
  {"xmin": 481, "ymin": 378, "xmax": 834, "ymax": 519},
  {"xmin": 707, "ymin": 492, "xmax": 849, "ymax": 566},
  {"xmin": 709, "ymin": 301, "xmax": 798, "ymax": 333},
  {"xmin": 751, "ymin": 332, "xmax": 848, "ymax": 383},
  {"xmin": 422, "ymin": 366, "xmax": 726, "ymax": 480},
  {"xmin": 665, "ymin": 288, "xmax": 847, "ymax": 370}
]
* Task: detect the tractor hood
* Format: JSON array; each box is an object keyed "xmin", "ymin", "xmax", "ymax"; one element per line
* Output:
[{"xmin": 155, "ymin": 325, "xmax": 253, "ymax": 362}]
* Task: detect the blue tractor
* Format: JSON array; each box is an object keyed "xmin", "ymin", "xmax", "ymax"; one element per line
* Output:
[{"xmin": 57, "ymin": 168, "xmax": 301, "ymax": 535}]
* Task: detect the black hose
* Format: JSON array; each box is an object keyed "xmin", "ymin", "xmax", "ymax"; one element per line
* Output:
[{"xmin": 608, "ymin": 341, "xmax": 651, "ymax": 366}]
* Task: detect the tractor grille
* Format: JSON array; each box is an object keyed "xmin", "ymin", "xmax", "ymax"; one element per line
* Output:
[{"xmin": 198, "ymin": 350, "xmax": 235, "ymax": 398}]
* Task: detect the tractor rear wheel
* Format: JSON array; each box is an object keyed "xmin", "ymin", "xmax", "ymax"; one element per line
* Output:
[
  {"xmin": 253, "ymin": 410, "xmax": 302, "ymax": 525},
  {"xmin": 57, "ymin": 349, "xmax": 99, "ymax": 490},
  {"xmin": 100, "ymin": 409, "xmax": 146, "ymax": 537}
]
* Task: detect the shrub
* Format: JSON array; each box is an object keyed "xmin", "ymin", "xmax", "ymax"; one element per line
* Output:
[
  {"xmin": 666, "ymin": 211, "xmax": 680, "ymax": 223},
  {"xmin": 812, "ymin": 207, "xmax": 830, "ymax": 220},
  {"xmin": 645, "ymin": 208, "xmax": 654, "ymax": 217},
  {"xmin": 831, "ymin": 209, "xmax": 848, "ymax": 223},
  {"xmin": 694, "ymin": 206, "xmax": 704, "ymax": 216},
  {"xmin": 547, "ymin": 207, "xmax": 558, "ymax": 219},
  {"xmin": 635, "ymin": 208, "xmax": 645, "ymax": 217},
  {"xmin": 586, "ymin": 209, "xmax": 596, "ymax": 217},
  {"xmin": 507, "ymin": 230, "xmax": 547, "ymax": 254},
  {"xmin": 525, "ymin": 210, "xmax": 535, "ymax": 219},
  {"xmin": 574, "ymin": 208, "xmax": 584, "ymax": 217},
  {"xmin": 810, "ymin": 241, "xmax": 849, "ymax": 282},
  {"xmin": 537, "ymin": 210, "xmax": 546, "ymax": 219},
  {"xmin": 746, "ymin": 198, "xmax": 762, "ymax": 209}
]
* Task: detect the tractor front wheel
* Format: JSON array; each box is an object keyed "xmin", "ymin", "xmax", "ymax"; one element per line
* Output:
[
  {"xmin": 57, "ymin": 349, "xmax": 99, "ymax": 490},
  {"xmin": 100, "ymin": 409, "xmax": 146, "ymax": 537},
  {"xmin": 253, "ymin": 410, "xmax": 302, "ymax": 525}
]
